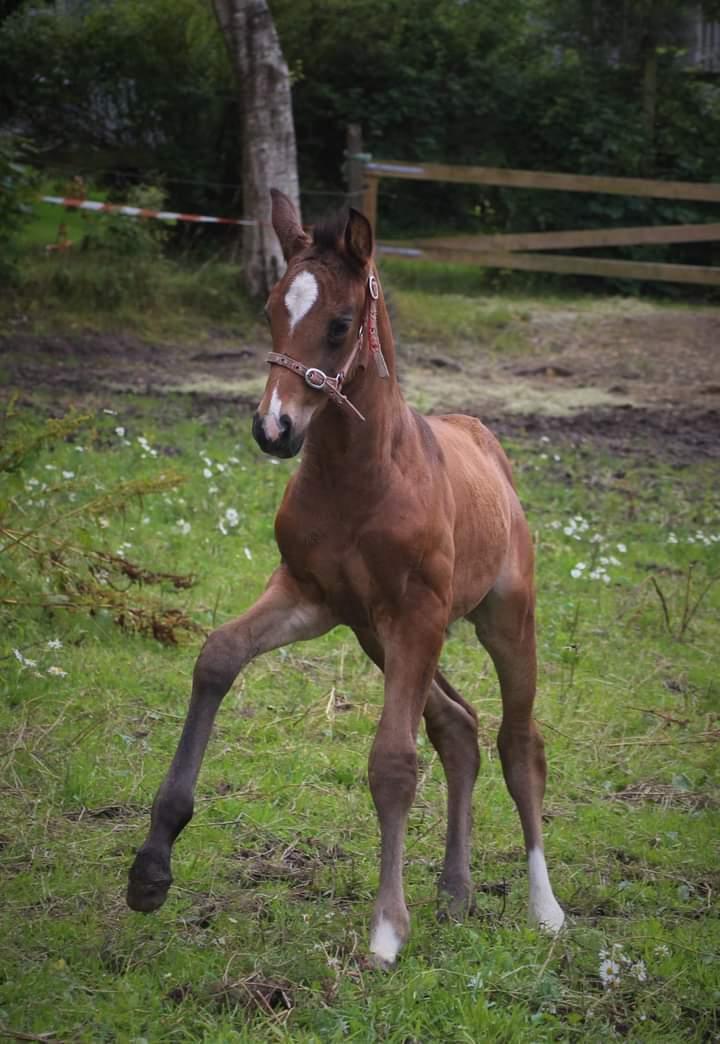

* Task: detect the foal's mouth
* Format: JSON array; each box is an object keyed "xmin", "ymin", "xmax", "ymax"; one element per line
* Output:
[{"xmin": 251, "ymin": 411, "xmax": 305, "ymax": 459}]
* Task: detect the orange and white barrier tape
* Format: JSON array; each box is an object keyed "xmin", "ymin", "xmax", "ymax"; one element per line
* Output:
[{"xmin": 40, "ymin": 195, "xmax": 256, "ymax": 226}]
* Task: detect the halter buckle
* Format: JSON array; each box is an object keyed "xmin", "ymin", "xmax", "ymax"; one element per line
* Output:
[
  {"xmin": 368, "ymin": 274, "xmax": 379, "ymax": 300},
  {"xmin": 304, "ymin": 367, "xmax": 327, "ymax": 390}
]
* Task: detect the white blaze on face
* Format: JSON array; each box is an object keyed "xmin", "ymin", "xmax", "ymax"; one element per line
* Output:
[
  {"xmin": 284, "ymin": 270, "xmax": 318, "ymax": 332},
  {"xmin": 528, "ymin": 848, "xmax": 565, "ymax": 934}
]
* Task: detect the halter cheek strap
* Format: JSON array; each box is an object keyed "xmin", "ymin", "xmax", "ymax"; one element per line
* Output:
[
  {"xmin": 265, "ymin": 349, "xmax": 366, "ymax": 421},
  {"xmin": 265, "ymin": 271, "xmax": 389, "ymax": 423}
]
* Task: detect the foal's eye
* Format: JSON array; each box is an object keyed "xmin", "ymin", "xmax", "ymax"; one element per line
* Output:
[{"xmin": 328, "ymin": 316, "xmax": 352, "ymax": 344}]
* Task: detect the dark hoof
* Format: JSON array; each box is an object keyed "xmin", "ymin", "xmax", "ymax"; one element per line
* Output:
[
  {"xmin": 126, "ymin": 849, "xmax": 172, "ymax": 913},
  {"xmin": 436, "ymin": 884, "xmax": 475, "ymax": 923}
]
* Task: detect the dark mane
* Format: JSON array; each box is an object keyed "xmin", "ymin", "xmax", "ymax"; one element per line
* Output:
[{"xmin": 311, "ymin": 208, "xmax": 350, "ymax": 255}]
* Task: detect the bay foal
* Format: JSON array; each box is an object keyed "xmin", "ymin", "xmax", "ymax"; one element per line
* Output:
[{"xmin": 127, "ymin": 191, "xmax": 564, "ymax": 966}]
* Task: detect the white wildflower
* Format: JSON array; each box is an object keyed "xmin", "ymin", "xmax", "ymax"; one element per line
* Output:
[
  {"xmin": 599, "ymin": 957, "xmax": 622, "ymax": 988},
  {"xmin": 616, "ymin": 543, "xmax": 627, "ymax": 553},
  {"xmin": 225, "ymin": 507, "xmax": 240, "ymax": 528},
  {"xmin": 243, "ymin": 546, "xmax": 253, "ymax": 560},
  {"xmin": 177, "ymin": 519, "xmax": 191, "ymax": 536},
  {"xmin": 203, "ymin": 467, "xmax": 213, "ymax": 479},
  {"xmin": 47, "ymin": 639, "xmax": 62, "ymax": 650},
  {"xmin": 13, "ymin": 648, "xmax": 37, "ymax": 668},
  {"xmin": 47, "ymin": 666, "xmax": 68, "ymax": 677},
  {"xmin": 62, "ymin": 470, "xmax": 75, "ymax": 479},
  {"xmin": 631, "ymin": 960, "xmax": 648, "ymax": 983},
  {"xmin": 115, "ymin": 426, "xmax": 126, "ymax": 438}
]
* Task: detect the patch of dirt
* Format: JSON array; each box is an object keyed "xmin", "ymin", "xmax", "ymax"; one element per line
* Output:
[
  {"xmin": 168, "ymin": 973, "xmax": 294, "ymax": 1016},
  {"xmin": 2, "ymin": 303, "xmax": 719, "ymax": 459},
  {"xmin": 607, "ymin": 780, "xmax": 719, "ymax": 811}
]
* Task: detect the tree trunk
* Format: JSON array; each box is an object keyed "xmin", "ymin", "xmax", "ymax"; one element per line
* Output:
[{"xmin": 213, "ymin": 0, "xmax": 300, "ymax": 297}]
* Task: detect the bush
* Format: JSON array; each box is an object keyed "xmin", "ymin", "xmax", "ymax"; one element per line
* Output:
[
  {"xmin": 81, "ymin": 183, "xmax": 170, "ymax": 258},
  {"xmin": 0, "ymin": 135, "xmax": 37, "ymax": 283}
]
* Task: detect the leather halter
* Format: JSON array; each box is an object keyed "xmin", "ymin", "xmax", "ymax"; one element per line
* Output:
[{"xmin": 265, "ymin": 272, "xmax": 387, "ymax": 423}]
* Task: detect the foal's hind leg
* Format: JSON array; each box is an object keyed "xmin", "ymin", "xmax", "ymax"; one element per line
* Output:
[
  {"xmin": 425, "ymin": 671, "xmax": 480, "ymax": 918},
  {"xmin": 127, "ymin": 566, "xmax": 335, "ymax": 913},
  {"xmin": 354, "ymin": 631, "xmax": 480, "ymax": 922},
  {"xmin": 471, "ymin": 581, "xmax": 564, "ymax": 933}
]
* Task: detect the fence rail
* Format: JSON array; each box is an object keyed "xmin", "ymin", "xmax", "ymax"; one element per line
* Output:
[{"xmin": 360, "ymin": 158, "xmax": 720, "ymax": 286}]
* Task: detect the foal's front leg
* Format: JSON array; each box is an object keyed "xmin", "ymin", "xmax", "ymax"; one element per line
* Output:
[
  {"xmin": 127, "ymin": 566, "xmax": 335, "ymax": 913},
  {"xmin": 368, "ymin": 608, "xmax": 445, "ymax": 968}
]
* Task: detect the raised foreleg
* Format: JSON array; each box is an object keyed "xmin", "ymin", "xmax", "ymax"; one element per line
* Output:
[{"xmin": 127, "ymin": 566, "xmax": 335, "ymax": 913}]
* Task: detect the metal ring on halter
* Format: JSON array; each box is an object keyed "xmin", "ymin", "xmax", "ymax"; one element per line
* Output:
[
  {"xmin": 368, "ymin": 274, "xmax": 379, "ymax": 300},
  {"xmin": 304, "ymin": 367, "xmax": 328, "ymax": 390}
]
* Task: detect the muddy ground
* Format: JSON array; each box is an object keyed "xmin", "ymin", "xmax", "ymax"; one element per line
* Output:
[{"xmin": 2, "ymin": 303, "xmax": 718, "ymax": 463}]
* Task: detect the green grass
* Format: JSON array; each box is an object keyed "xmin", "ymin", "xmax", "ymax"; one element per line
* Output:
[
  {"xmin": 18, "ymin": 196, "xmax": 100, "ymax": 251},
  {"xmin": 2, "ymin": 253, "xmax": 258, "ymax": 340},
  {"xmin": 1, "ymin": 389, "xmax": 719, "ymax": 1041}
]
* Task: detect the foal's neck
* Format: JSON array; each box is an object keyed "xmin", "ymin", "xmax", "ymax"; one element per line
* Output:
[{"xmin": 302, "ymin": 283, "xmax": 409, "ymax": 475}]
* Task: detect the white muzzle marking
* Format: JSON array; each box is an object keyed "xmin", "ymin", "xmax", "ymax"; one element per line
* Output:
[
  {"xmin": 263, "ymin": 385, "xmax": 284, "ymax": 441},
  {"xmin": 284, "ymin": 270, "xmax": 318, "ymax": 333}
]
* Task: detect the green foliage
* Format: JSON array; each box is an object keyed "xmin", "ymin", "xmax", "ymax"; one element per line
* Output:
[
  {"xmin": 81, "ymin": 184, "xmax": 170, "ymax": 258},
  {"xmin": 0, "ymin": 135, "xmax": 37, "ymax": 283},
  {"xmin": 0, "ymin": 0, "xmax": 233, "ymax": 212},
  {"xmin": 0, "ymin": 404, "xmax": 199, "ymax": 644},
  {"xmin": 6, "ymin": 252, "xmax": 255, "ymax": 338},
  {"xmin": 2, "ymin": 0, "xmax": 720, "ymax": 275}
]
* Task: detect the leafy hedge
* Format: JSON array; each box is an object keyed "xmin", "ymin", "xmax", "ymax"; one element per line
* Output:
[{"xmin": 1, "ymin": 0, "xmax": 719, "ymax": 249}]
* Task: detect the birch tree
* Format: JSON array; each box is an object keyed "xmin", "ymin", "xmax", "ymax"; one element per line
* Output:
[{"xmin": 212, "ymin": 0, "xmax": 300, "ymax": 296}]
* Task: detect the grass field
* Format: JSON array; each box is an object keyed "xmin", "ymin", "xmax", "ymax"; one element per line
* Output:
[{"xmin": 1, "ymin": 383, "xmax": 718, "ymax": 1042}]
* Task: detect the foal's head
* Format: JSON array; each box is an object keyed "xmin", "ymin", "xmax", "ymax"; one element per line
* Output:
[{"xmin": 253, "ymin": 190, "xmax": 375, "ymax": 458}]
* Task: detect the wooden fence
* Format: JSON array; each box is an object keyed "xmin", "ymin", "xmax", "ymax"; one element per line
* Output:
[{"xmin": 359, "ymin": 158, "xmax": 720, "ymax": 286}]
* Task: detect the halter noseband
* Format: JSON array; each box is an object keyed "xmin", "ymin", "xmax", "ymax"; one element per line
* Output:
[{"xmin": 265, "ymin": 272, "xmax": 388, "ymax": 423}]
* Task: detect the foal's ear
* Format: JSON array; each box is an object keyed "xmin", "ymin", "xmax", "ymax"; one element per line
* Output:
[
  {"xmin": 270, "ymin": 188, "xmax": 310, "ymax": 261},
  {"xmin": 344, "ymin": 208, "xmax": 374, "ymax": 266}
]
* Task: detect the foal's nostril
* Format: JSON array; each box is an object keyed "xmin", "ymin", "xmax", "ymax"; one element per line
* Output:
[{"xmin": 279, "ymin": 413, "xmax": 292, "ymax": 437}]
